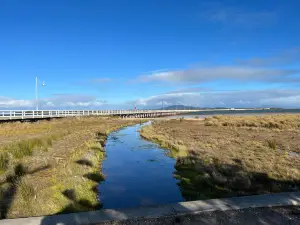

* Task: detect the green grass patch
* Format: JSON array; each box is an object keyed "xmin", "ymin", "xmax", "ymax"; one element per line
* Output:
[
  {"xmin": 1, "ymin": 135, "xmax": 61, "ymax": 160},
  {"xmin": 18, "ymin": 180, "xmax": 36, "ymax": 203}
]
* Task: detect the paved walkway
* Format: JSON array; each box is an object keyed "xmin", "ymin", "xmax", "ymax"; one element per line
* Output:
[
  {"xmin": 0, "ymin": 192, "xmax": 299, "ymax": 225},
  {"xmin": 102, "ymin": 206, "xmax": 300, "ymax": 225}
]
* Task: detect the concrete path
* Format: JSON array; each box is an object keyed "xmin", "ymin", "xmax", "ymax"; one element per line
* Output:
[
  {"xmin": 102, "ymin": 206, "xmax": 300, "ymax": 225},
  {"xmin": 0, "ymin": 192, "xmax": 299, "ymax": 225}
]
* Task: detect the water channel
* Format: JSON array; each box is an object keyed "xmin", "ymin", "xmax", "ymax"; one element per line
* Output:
[{"xmin": 98, "ymin": 122, "xmax": 184, "ymax": 209}]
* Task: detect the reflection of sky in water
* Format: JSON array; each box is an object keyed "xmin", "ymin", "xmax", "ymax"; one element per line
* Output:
[{"xmin": 98, "ymin": 123, "xmax": 183, "ymax": 209}]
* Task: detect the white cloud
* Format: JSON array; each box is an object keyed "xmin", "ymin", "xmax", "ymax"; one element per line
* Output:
[
  {"xmin": 2, "ymin": 89, "xmax": 300, "ymax": 110},
  {"xmin": 132, "ymin": 89, "xmax": 300, "ymax": 108},
  {"xmin": 138, "ymin": 66, "xmax": 300, "ymax": 84},
  {"xmin": 0, "ymin": 97, "xmax": 33, "ymax": 108},
  {"xmin": 0, "ymin": 95, "xmax": 108, "ymax": 109}
]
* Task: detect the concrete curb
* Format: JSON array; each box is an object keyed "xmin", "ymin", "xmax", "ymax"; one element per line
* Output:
[{"xmin": 1, "ymin": 192, "xmax": 299, "ymax": 225}]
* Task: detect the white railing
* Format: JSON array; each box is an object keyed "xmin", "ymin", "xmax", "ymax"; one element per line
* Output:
[{"xmin": 0, "ymin": 109, "xmax": 200, "ymax": 120}]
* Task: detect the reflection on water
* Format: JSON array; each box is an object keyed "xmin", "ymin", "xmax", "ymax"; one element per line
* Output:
[{"xmin": 98, "ymin": 123, "xmax": 183, "ymax": 209}]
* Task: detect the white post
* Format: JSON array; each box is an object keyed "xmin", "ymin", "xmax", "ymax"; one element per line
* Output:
[{"xmin": 36, "ymin": 77, "xmax": 38, "ymax": 111}]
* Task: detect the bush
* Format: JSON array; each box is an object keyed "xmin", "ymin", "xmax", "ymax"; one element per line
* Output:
[
  {"xmin": 204, "ymin": 121, "xmax": 214, "ymax": 126},
  {"xmin": 18, "ymin": 180, "xmax": 36, "ymax": 202},
  {"xmin": 267, "ymin": 139, "xmax": 277, "ymax": 150},
  {"xmin": 11, "ymin": 140, "xmax": 35, "ymax": 158}
]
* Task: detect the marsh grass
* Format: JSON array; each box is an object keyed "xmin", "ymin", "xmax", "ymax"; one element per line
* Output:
[
  {"xmin": 85, "ymin": 141, "xmax": 103, "ymax": 151},
  {"xmin": 141, "ymin": 115, "xmax": 300, "ymax": 200},
  {"xmin": 174, "ymin": 156, "xmax": 299, "ymax": 200},
  {"xmin": 141, "ymin": 125, "xmax": 188, "ymax": 157},
  {"xmin": 1, "ymin": 134, "xmax": 60, "ymax": 161},
  {"xmin": 204, "ymin": 114, "xmax": 300, "ymax": 130},
  {"xmin": 0, "ymin": 117, "xmax": 141, "ymax": 218},
  {"xmin": 18, "ymin": 180, "xmax": 36, "ymax": 203},
  {"xmin": 0, "ymin": 153, "xmax": 9, "ymax": 173}
]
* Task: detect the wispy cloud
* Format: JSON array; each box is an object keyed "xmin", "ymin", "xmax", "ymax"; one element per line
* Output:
[
  {"xmin": 200, "ymin": 5, "xmax": 276, "ymax": 27},
  {"xmin": 163, "ymin": 87, "xmax": 210, "ymax": 94},
  {"xmin": 131, "ymin": 89, "xmax": 300, "ymax": 108},
  {"xmin": 91, "ymin": 78, "xmax": 112, "ymax": 83},
  {"xmin": 137, "ymin": 66, "xmax": 300, "ymax": 84},
  {"xmin": 237, "ymin": 47, "xmax": 300, "ymax": 67},
  {"xmin": 74, "ymin": 78, "xmax": 113, "ymax": 86}
]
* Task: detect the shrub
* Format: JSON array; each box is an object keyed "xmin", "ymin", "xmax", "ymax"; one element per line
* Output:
[
  {"xmin": 204, "ymin": 121, "xmax": 214, "ymax": 126},
  {"xmin": 267, "ymin": 139, "xmax": 277, "ymax": 150},
  {"xmin": 18, "ymin": 180, "xmax": 36, "ymax": 202},
  {"xmin": 11, "ymin": 140, "xmax": 35, "ymax": 158}
]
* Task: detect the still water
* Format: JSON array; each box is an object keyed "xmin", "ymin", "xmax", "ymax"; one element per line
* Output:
[
  {"xmin": 167, "ymin": 108, "xmax": 300, "ymax": 119},
  {"xmin": 98, "ymin": 123, "xmax": 184, "ymax": 209}
]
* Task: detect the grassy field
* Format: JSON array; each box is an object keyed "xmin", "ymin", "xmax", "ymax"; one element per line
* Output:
[
  {"xmin": 0, "ymin": 117, "xmax": 140, "ymax": 219},
  {"xmin": 141, "ymin": 114, "xmax": 300, "ymax": 200}
]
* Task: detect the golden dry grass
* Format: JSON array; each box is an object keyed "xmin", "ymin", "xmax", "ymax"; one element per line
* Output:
[
  {"xmin": 0, "ymin": 117, "xmax": 141, "ymax": 219},
  {"xmin": 204, "ymin": 114, "xmax": 300, "ymax": 130},
  {"xmin": 141, "ymin": 115, "xmax": 300, "ymax": 200}
]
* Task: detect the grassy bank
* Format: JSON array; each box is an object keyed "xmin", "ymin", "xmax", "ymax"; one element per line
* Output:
[
  {"xmin": 141, "ymin": 115, "xmax": 300, "ymax": 200},
  {"xmin": 0, "ymin": 117, "xmax": 141, "ymax": 219}
]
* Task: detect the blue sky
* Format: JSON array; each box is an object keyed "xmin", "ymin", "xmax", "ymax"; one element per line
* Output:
[{"xmin": 0, "ymin": 0, "xmax": 299, "ymax": 109}]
